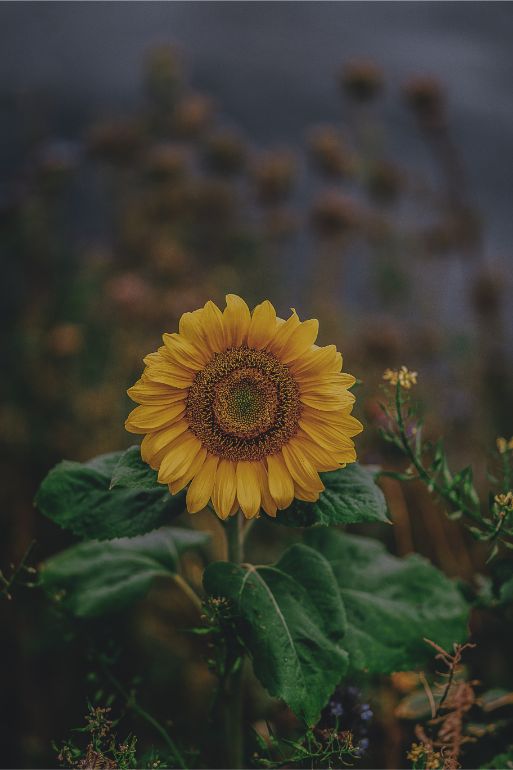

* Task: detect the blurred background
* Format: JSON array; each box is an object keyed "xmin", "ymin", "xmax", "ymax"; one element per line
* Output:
[{"xmin": 1, "ymin": 2, "xmax": 513, "ymax": 767}]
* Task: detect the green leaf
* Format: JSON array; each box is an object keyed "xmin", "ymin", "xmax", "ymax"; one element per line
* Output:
[
  {"xmin": 480, "ymin": 749, "xmax": 513, "ymax": 769},
  {"xmin": 40, "ymin": 526, "xmax": 208, "ymax": 617},
  {"xmin": 110, "ymin": 445, "xmax": 161, "ymax": 491},
  {"xmin": 305, "ymin": 528, "xmax": 470, "ymax": 673},
  {"xmin": 204, "ymin": 544, "xmax": 349, "ymax": 726},
  {"xmin": 35, "ymin": 451, "xmax": 186, "ymax": 540},
  {"xmin": 272, "ymin": 463, "xmax": 389, "ymax": 527}
]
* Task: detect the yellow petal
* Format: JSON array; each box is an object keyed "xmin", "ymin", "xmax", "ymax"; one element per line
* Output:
[
  {"xmin": 179, "ymin": 308, "xmax": 209, "ymax": 350},
  {"xmin": 125, "ymin": 403, "xmax": 186, "ymax": 434},
  {"xmin": 142, "ymin": 352, "xmax": 161, "ymax": 366},
  {"xmin": 255, "ymin": 462, "xmax": 278, "ymax": 517},
  {"xmin": 223, "ymin": 294, "xmax": 251, "ymax": 348},
  {"xmin": 211, "ymin": 460, "xmax": 237, "ymax": 520},
  {"xmin": 294, "ymin": 432, "xmax": 345, "ymax": 472},
  {"xmin": 290, "ymin": 345, "xmax": 342, "ymax": 377},
  {"xmin": 294, "ymin": 482, "xmax": 321, "ymax": 502},
  {"xmin": 162, "ymin": 333, "xmax": 208, "ymax": 370},
  {"xmin": 267, "ymin": 453, "xmax": 295, "ymax": 509},
  {"xmin": 267, "ymin": 310, "xmax": 300, "ymax": 357},
  {"xmin": 302, "ymin": 406, "xmax": 363, "ymax": 438},
  {"xmin": 299, "ymin": 417, "xmax": 356, "ymax": 452},
  {"xmin": 281, "ymin": 441, "xmax": 324, "ymax": 493},
  {"xmin": 299, "ymin": 372, "xmax": 356, "ymax": 392},
  {"xmin": 140, "ymin": 420, "xmax": 189, "ymax": 463},
  {"xmin": 169, "ymin": 446, "xmax": 207, "ymax": 495},
  {"xmin": 202, "ymin": 300, "xmax": 226, "ymax": 352},
  {"xmin": 127, "ymin": 379, "xmax": 186, "ymax": 405},
  {"xmin": 144, "ymin": 362, "xmax": 195, "ymax": 389},
  {"xmin": 280, "ymin": 318, "xmax": 319, "ymax": 364},
  {"xmin": 228, "ymin": 498, "xmax": 240, "ymax": 517},
  {"xmin": 247, "ymin": 300, "xmax": 277, "ymax": 350},
  {"xmin": 158, "ymin": 433, "xmax": 203, "ymax": 483},
  {"xmin": 300, "ymin": 390, "xmax": 355, "ymax": 411},
  {"xmin": 186, "ymin": 454, "xmax": 219, "ymax": 513},
  {"xmin": 236, "ymin": 461, "xmax": 262, "ymax": 519}
]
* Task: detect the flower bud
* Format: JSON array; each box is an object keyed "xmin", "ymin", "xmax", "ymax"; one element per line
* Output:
[
  {"xmin": 340, "ymin": 59, "xmax": 384, "ymax": 101},
  {"xmin": 173, "ymin": 93, "xmax": 214, "ymax": 139},
  {"xmin": 403, "ymin": 75, "xmax": 446, "ymax": 128},
  {"xmin": 308, "ymin": 125, "xmax": 355, "ymax": 179},
  {"xmin": 204, "ymin": 130, "xmax": 247, "ymax": 175},
  {"xmin": 311, "ymin": 191, "xmax": 359, "ymax": 237},
  {"xmin": 252, "ymin": 150, "xmax": 297, "ymax": 206}
]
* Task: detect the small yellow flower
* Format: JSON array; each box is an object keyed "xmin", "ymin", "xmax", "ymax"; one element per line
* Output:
[
  {"xmin": 494, "ymin": 491, "xmax": 513, "ymax": 511},
  {"xmin": 407, "ymin": 743, "xmax": 441, "ymax": 770},
  {"xmin": 496, "ymin": 436, "xmax": 513, "ymax": 454},
  {"xmin": 382, "ymin": 365, "xmax": 418, "ymax": 390},
  {"xmin": 126, "ymin": 295, "xmax": 362, "ymax": 520}
]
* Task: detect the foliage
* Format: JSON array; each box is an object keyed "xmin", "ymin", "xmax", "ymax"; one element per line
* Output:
[
  {"xmin": 0, "ymin": 540, "xmax": 37, "ymax": 600},
  {"xmin": 40, "ymin": 526, "xmax": 209, "ymax": 617},
  {"xmin": 253, "ymin": 724, "xmax": 359, "ymax": 769},
  {"xmin": 34, "ymin": 358, "xmax": 502, "ymax": 770},
  {"xmin": 401, "ymin": 640, "xmax": 513, "ymax": 770},
  {"xmin": 53, "ymin": 701, "xmax": 176, "ymax": 769},
  {"xmin": 34, "ymin": 435, "xmax": 473, "ymax": 764},
  {"xmin": 378, "ymin": 378, "xmax": 513, "ymax": 559},
  {"xmin": 272, "ymin": 462, "xmax": 389, "ymax": 527},
  {"xmin": 480, "ymin": 750, "xmax": 513, "ymax": 769},
  {"xmin": 204, "ymin": 531, "xmax": 468, "ymax": 725},
  {"xmin": 110, "ymin": 445, "xmax": 164, "ymax": 491},
  {"xmin": 204, "ymin": 543, "xmax": 349, "ymax": 726},
  {"xmin": 306, "ymin": 529, "xmax": 469, "ymax": 674},
  {"xmin": 35, "ymin": 451, "xmax": 186, "ymax": 540}
]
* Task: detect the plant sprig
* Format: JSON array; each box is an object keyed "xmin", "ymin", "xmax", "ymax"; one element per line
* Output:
[
  {"xmin": 378, "ymin": 370, "xmax": 513, "ymax": 558},
  {"xmin": 253, "ymin": 723, "xmax": 359, "ymax": 769},
  {"xmin": 0, "ymin": 540, "xmax": 37, "ymax": 600}
]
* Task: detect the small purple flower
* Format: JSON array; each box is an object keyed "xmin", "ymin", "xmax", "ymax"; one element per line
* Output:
[{"xmin": 329, "ymin": 700, "xmax": 344, "ymax": 718}]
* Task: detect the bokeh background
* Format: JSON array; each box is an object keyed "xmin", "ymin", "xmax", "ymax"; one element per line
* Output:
[{"xmin": 2, "ymin": 2, "xmax": 513, "ymax": 768}]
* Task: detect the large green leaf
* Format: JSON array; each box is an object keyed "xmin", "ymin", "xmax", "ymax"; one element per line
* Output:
[
  {"xmin": 273, "ymin": 463, "xmax": 389, "ymax": 527},
  {"xmin": 40, "ymin": 526, "xmax": 208, "ymax": 617},
  {"xmin": 35, "ymin": 451, "xmax": 185, "ymax": 540},
  {"xmin": 204, "ymin": 544, "xmax": 349, "ymax": 726},
  {"xmin": 110, "ymin": 445, "xmax": 161, "ymax": 491},
  {"xmin": 306, "ymin": 528, "xmax": 470, "ymax": 674}
]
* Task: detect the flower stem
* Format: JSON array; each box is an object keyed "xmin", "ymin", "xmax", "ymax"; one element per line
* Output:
[
  {"xmin": 172, "ymin": 573, "xmax": 203, "ymax": 615},
  {"xmin": 394, "ymin": 383, "xmax": 481, "ymax": 524},
  {"xmin": 101, "ymin": 663, "xmax": 188, "ymax": 769},
  {"xmin": 225, "ymin": 514, "xmax": 244, "ymax": 769}
]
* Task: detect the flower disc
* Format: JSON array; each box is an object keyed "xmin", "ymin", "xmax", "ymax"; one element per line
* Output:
[{"xmin": 126, "ymin": 295, "xmax": 362, "ymax": 519}]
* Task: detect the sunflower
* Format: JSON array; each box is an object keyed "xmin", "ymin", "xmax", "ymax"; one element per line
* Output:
[{"xmin": 125, "ymin": 295, "xmax": 362, "ymax": 520}]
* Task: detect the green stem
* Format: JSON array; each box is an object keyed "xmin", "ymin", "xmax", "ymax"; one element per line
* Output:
[
  {"xmin": 502, "ymin": 451, "xmax": 512, "ymax": 491},
  {"xmin": 226, "ymin": 512, "xmax": 244, "ymax": 564},
  {"xmin": 1, "ymin": 540, "xmax": 36, "ymax": 599},
  {"xmin": 172, "ymin": 573, "xmax": 203, "ymax": 614},
  {"xmin": 394, "ymin": 384, "xmax": 482, "ymax": 525},
  {"xmin": 102, "ymin": 665, "xmax": 187, "ymax": 769},
  {"xmin": 224, "ymin": 514, "xmax": 244, "ymax": 769}
]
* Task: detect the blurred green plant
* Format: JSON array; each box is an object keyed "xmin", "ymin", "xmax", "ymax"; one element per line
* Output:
[
  {"xmin": 35, "ymin": 436, "xmax": 470, "ymax": 767},
  {"xmin": 378, "ymin": 369, "xmax": 513, "ymax": 560}
]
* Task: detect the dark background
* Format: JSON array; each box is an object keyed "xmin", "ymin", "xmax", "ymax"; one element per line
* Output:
[{"xmin": 1, "ymin": 3, "xmax": 513, "ymax": 768}]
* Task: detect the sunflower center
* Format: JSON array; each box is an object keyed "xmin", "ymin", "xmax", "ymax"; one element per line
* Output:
[
  {"xmin": 185, "ymin": 347, "xmax": 301, "ymax": 461},
  {"xmin": 213, "ymin": 368, "xmax": 278, "ymax": 439}
]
